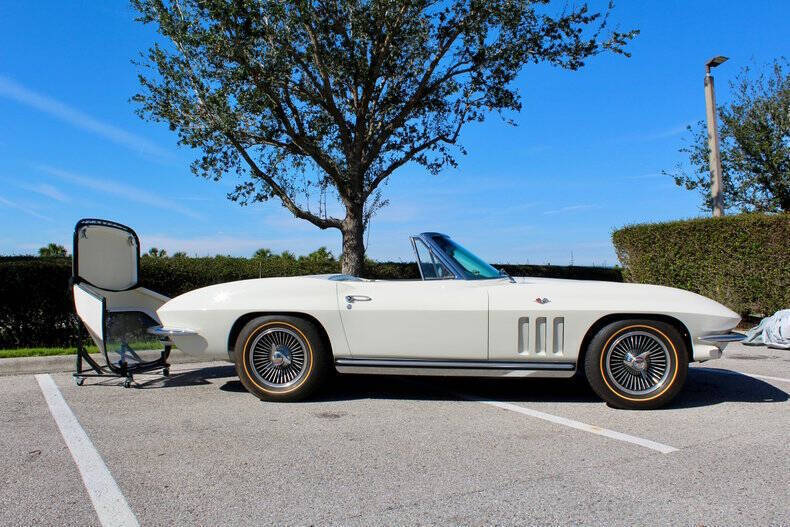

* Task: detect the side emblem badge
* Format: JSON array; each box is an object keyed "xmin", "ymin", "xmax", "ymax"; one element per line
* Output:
[{"xmin": 535, "ymin": 297, "xmax": 550, "ymax": 304}]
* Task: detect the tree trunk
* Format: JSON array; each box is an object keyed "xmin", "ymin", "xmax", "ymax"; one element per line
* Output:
[{"xmin": 340, "ymin": 208, "xmax": 365, "ymax": 276}]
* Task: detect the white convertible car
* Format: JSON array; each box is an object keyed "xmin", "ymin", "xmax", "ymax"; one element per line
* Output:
[{"xmin": 72, "ymin": 219, "xmax": 744, "ymax": 409}]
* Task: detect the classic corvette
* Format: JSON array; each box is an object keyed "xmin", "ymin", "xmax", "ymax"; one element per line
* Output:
[{"xmin": 72, "ymin": 218, "xmax": 744, "ymax": 409}]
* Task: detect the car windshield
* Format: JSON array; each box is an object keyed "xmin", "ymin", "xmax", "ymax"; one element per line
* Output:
[{"xmin": 429, "ymin": 234, "xmax": 501, "ymax": 280}]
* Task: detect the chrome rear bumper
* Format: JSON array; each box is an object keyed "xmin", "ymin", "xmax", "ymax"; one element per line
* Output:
[
  {"xmin": 147, "ymin": 325, "xmax": 198, "ymax": 337},
  {"xmin": 700, "ymin": 332, "xmax": 746, "ymax": 343}
]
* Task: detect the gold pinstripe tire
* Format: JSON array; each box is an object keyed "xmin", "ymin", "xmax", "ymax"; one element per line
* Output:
[
  {"xmin": 584, "ymin": 319, "xmax": 688, "ymax": 410},
  {"xmin": 234, "ymin": 316, "xmax": 330, "ymax": 402}
]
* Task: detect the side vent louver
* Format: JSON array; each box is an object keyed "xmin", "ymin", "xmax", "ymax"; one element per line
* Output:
[
  {"xmin": 516, "ymin": 316, "xmax": 564, "ymax": 357},
  {"xmin": 518, "ymin": 317, "xmax": 530, "ymax": 354},
  {"xmin": 553, "ymin": 317, "xmax": 564, "ymax": 355},
  {"xmin": 535, "ymin": 317, "xmax": 547, "ymax": 355}
]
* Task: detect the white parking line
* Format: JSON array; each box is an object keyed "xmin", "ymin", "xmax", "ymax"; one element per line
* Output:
[
  {"xmin": 35, "ymin": 374, "xmax": 139, "ymax": 527},
  {"xmin": 458, "ymin": 393, "xmax": 679, "ymax": 454},
  {"xmin": 698, "ymin": 368, "xmax": 790, "ymax": 384}
]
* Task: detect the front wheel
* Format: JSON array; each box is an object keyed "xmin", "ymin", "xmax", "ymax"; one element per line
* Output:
[
  {"xmin": 584, "ymin": 320, "xmax": 688, "ymax": 410},
  {"xmin": 234, "ymin": 316, "xmax": 329, "ymax": 402}
]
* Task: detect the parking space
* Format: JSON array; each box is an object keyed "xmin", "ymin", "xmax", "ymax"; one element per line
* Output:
[{"xmin": 1, "ymin": 347, "xmax": 788, "ymax": 525}]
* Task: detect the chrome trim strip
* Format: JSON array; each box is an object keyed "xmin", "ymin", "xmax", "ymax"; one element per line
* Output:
[
  {"xmin": 336, "ymin": 358, "xmax": 574, "ymax": 369},
  {"xmin": 699, "ymin": 332, "xmax": 746, "ymax": 343},
  {"xmin": 335, "ymin": 358, "xmax": 576, "ymax": 378},
  {"xmin": 417, "ymin": 233, "xmax": 467, "ymax": 279},
  {"xmin": 409, "ymin": 236, "xmax": 427, "ymax": 281},
  {"xmin": 410, "ymin": 234, "xmax": 461, "ymax": 280},
  {"xmin": 335, "ymin": 365, "xmax": 575, "ymax": 378},
  {"xmin": 147, "ymin": 325, "xmax": 198, "ymax": 337}
]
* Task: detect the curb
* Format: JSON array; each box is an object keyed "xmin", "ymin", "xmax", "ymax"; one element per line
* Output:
[{"xmin": 0, "ymin": 349, "xmax": 208, "ymax": 377}]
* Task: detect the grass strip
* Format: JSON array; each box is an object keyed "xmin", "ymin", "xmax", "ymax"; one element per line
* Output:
[
  {"xmin": 0, "ymin": 347, "xmax": 93, "ymax": 359},
  {"xmin": 0, "ymin": 341, "xmax": 167, "ymax": 359}
]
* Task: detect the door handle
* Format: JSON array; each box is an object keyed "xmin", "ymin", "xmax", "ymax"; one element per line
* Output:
[{"xmin": 345, "ymin": 295, "xmax": 372, "ymax": 303}]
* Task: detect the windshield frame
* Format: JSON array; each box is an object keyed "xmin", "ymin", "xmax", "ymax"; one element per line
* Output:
[{"xmin": 411, "ymin": 232, "xmax": 505, "ymax": 281}]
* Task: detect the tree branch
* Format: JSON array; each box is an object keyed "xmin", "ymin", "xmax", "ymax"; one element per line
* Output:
[
  {"xmin": 298, "ymin": 7, "xmax": 354, "ymax": 157},
  {"xmin": 363, "ymin": 24, "xmax": 466, "ymax": 173},
  {"xmin": 366, "ymin": 115, "xmax": 466, "ymax": 195},
  {"xmin": 225, "ymin": 132, "xmax": 342, "ymax": 230}
]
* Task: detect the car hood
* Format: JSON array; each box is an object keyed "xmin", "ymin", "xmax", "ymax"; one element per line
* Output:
[{"xmin": 511, "ymin": 276, "xmax": 740, "ymax": 324}]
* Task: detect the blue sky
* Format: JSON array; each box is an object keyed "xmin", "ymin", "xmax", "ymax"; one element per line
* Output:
[{"xmin": 0, "ymin": 1, "xmax": 787, "ymax": 265}]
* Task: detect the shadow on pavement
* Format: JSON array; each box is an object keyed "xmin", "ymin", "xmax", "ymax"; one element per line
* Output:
[
  {"xmin": 673, "ymin": 368, "xmax": 789, "ymax": 408},
  {"xmin": 316, "ymin": 374, "xmax": 599, "ymax": 403},
  {"xmin": 123, "ymin": 363, "xmax": 789, "ymax": 410},
  {"xmin": 129, "ymin": 364, "xmax": 236, "ymax": 389}
]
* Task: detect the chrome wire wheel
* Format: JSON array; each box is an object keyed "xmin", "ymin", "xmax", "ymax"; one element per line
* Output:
[
  {"xmin": 604, "ymin": 330, "xmax": 671, "ymax": 396},
  {"xmin": 247, "ymin": 327, "xmax": 309, "ymax": 389}
]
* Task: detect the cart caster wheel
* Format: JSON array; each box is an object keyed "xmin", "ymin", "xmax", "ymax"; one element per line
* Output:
[
  {"xmin": 162, "ymin": 368, "xmax": 170, "ymax": 377},
  {"xmin": 75, "ymin": 377, "xmax": 85, "ymax": 386},
  {"xmin": 123, "ymin": 379, "xmax": 132, "ymax": 389}
]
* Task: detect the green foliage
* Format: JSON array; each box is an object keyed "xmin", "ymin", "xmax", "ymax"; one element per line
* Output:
[
  {"xmin": 0, "ymin": 257, "xmax": 82, "ymax": 348},
  {"xmin": 497, "ymin": 263, "xmax": 622, "ymax": 283},
  {"xmin": 299, "ymin": 247, "xmax": 335, "ymax": 265},
  {"xmin": 252, "ymin": 248, "xmax": 274, "ymax": 260},
  {"xmin": 0, "ymin": 253, "xmax": 621, "ymax": 349},
  {"xmin": 138, "ymin": 253, "xmax": 341, "ymax": 297},
  {"xmin": 38, "ymin": 243, "xmax": 68, "ymax": 257},
  {"xmin": 666, "ymin": 59, "xmax": 790, "ymax": 212},
  {"xmin": 612, "ymin": 213, "xmax": 790, "ymax": 316},
  {"xmin": 131, "ymin": 0, "xmax": 636, "ymax": 273},
  {"xmin": 143, "ymin": 247, "xmax": 168, "ymax": 258}
]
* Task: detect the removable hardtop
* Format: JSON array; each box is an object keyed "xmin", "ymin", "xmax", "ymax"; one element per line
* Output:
[{"xmin": 71, "ymin": 218, "xmax": 171, "ymax": 387}]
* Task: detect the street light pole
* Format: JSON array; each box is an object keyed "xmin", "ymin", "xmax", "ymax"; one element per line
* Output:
[{"xmin": 704, "ymin": 55, "xmax": 728, "ymax": 217}]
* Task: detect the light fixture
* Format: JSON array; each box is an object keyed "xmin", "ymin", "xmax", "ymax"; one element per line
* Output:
[{"xmin": 706, "ymin": 56, "xmax": 729, "ymax": 71}]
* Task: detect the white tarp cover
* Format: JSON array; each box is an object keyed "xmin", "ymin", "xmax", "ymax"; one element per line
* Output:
[{"xmin": 743, "ymin": 309, "xmax": 790, "ymax": 349}]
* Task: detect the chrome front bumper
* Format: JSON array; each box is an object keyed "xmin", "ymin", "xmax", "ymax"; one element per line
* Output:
[{"xmin": 692, "ymin": 331, "xmax": 746, "ymax": 362}]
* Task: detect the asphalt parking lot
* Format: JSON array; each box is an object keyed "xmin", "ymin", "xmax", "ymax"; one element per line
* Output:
[{"xmin": 1, "ymin": 344, "xmax": 788, "ymax": 526}]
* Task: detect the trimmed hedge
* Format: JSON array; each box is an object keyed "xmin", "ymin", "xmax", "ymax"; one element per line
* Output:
[
  {"xmin": 612, "ymin": 213, "xmax": 790, "ymax": 317},
  {"xmin": 0, "ymin": 258, "xmax": 83, "ymax": 349},
  {"xmin": 0, "ymin": 255, "xmax": 621, "ymax": 349}
]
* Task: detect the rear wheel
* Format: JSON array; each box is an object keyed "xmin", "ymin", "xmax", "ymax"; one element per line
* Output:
[
  {"xmin": 234, "ymin": 315, "xmax": 329, "ymax": 402},
  {"xmin": 584, "ymin": 319, "xmax": 688, "ymax": 410}
]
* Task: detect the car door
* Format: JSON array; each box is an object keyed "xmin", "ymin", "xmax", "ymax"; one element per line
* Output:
[{"xmin": 336, "ymin": 279, "xmax": 489, "ymax": 360}]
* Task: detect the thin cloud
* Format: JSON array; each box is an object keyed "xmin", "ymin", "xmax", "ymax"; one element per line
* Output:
[
  {"xmin": 37, "ymin": 165, "xmax": 203, "ymax": 220},
  {"xmin": 615, "ymin": 123, "xmax": 691, "ymax": 144},
  {"xmin": 624, "ymin": 172, "xmax": 665, "ymax": 180},
  {"xmin": 522, "ymin": 144, "xmax": 551, "ymax": 155},
  {"xmin": 24, "ymin": 182, "xmax": 70, "ymax": 202},
  {"xmin": 641, "ymin": 124, "xmax": 688, "ymax": 141},
  {"xmin": 0, "ymin": 194, "xmax": 52, "ymax": 221},
  {"xmin": 0, "ymin": 76, "xmax": 172, "ymax": 160},
  {"xmin": 543, "ymin": 204, "xmax": 600, "ymax": 215}
]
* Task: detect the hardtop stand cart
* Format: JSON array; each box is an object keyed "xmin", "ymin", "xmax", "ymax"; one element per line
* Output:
[{"xmin": 71, "ymin": 218, "xmax": 172, "ymax": 387}]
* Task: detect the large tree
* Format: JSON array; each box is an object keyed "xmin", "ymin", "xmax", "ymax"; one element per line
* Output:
[
  {"xmin": 132, "ymin": 0, "xmax": 636, "ymax": 274},
  {"xmin": 667, "ymin": 59, "xmax": 790, "ymax": 213}
]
